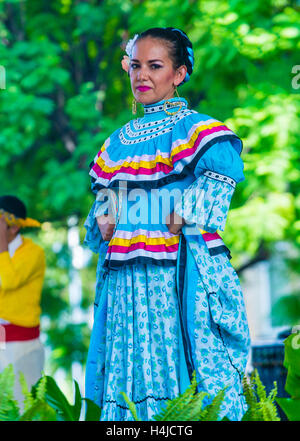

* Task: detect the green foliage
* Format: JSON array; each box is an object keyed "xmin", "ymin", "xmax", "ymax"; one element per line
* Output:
[
  {"xmin": 0, "ymin": 365, "xmax": 20, "ymax": 421},
  {"xmin": 32, "ymin": 374, "xmax": 101, "ymax": 421},
  {"xmin": 271, "ymin": 292, "xmax": 300, "ymax": 327},
  {"xmin": 0, "ymin": 364, "xmax": 101, "ymax": 421},
  {"xmin": 0, "ymin": 365, "xmax": 56, "ymax": 421},
  {"xmin": 276, "ymin": 331, "xmax": 300, "ymax": 421},
  {"xmin": 0, "ymin": 365, "xmax": 286, "ymax": 421},
  {"xmin": 152, "ymin": 371, "xmax": 210, "ymax": 421},
  {"xmin": 199, "ymin": 388, "xmax": 227, "ymax": 421},
  {"xmin": 242, "ymin": 369, "xmax": 280, "ymax": 421},
  {"xmin": 122, "ymin": 371, "xmax": 225, "ymax": 421}
]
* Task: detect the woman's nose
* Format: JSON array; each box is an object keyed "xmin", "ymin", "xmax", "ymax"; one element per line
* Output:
[{"xmin": 137, "ymin": 66, "xmax": 149, "ymax": 81}]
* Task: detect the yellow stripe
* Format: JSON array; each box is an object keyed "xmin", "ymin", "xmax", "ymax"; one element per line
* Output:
[
  {"xmin": 95, "ymin": 152, "xmax": 173, "ymax": 173},
  {"xmin": 109, "ymin": 235, "xmax": 180, "ymax": 247},
  {"xmin": 170, "ymin": 122, "xmax": 222, "ymax": 159},
  {"xmin": 94, "ymin": 122, "xmax": 224, "ymax": 174}
]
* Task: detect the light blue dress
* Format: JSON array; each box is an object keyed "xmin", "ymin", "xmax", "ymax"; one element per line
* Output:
[{"xmin": 84, "ymin": 98, "xmax": 251, "ymax": 421}]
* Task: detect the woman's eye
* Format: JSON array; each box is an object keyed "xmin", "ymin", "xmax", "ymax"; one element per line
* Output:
[
  {"xmin": 130, "ymin": 63, "xmax": 139, "ymax": 69},
  {"xmin": 151, "ymin": 64, "xmax": 162, "ymax": 69}
]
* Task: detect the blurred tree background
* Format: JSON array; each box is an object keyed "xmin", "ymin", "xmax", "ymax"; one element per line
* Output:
[{"xmin": 0, "ymin": 0, "xmax": 299, "ymax": 392}]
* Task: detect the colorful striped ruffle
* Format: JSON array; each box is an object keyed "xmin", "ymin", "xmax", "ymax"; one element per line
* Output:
[
  {"xmin": 105, "ymin": 229, "xmax": 179, "ymax": 268},
  {"xmin": 103, "ymin": 228, "xmax": 229, "ymax": 268},
  {"xmin": 89, "ymin": 115, "xmax": 240, "ymax": 189}
]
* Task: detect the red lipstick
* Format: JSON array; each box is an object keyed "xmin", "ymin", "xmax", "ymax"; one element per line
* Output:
[{"xmin": 137, "ymin": 86, "xmax": 151, "ymax": 92}]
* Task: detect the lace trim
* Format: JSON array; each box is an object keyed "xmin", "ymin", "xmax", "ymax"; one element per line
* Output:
[
  {"xmin": 203, "ymin": 170, "xmax": 236, "ymax": 188},
  {"xmin": 104, "ymin": 395, "xmax": 171, "ymax": 410}
]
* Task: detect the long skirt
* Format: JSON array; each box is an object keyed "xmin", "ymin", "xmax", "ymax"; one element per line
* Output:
[
  {"xmin": 85, "ymin": 263, "xmax": 191, "ymax": 421},
  {"xmin": 85, "ymin": 250, "xmax": 250, "ymax": 421}
]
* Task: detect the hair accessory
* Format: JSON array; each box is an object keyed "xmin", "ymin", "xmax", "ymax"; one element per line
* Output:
[
  {"xmin": 125, "ymin": 34, "xmax": 139, "ymax": 58},
  {"xmin": 170, "ymin": 28, "xmax": 194, "ymax": 85}
]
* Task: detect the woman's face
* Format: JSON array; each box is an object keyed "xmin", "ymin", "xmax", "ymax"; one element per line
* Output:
[{"xmin": 129, "ymin": 37, "xmax": 187, "ymax": 105}]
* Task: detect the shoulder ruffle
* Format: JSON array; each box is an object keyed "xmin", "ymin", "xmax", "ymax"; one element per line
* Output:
[{"xmin": 89, "ymin": 111, "xmax": 242, "ymax": 191}]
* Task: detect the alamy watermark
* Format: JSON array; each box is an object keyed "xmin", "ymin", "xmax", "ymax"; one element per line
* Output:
[
  {"xmin": 0, "ymin": 65, "xmax": 6, "ymax": 90},
  {"xmin": 95, "ymin": 181, "xmax": 205, "ymax": 233},
  {"xmin": 291, "ymin": 65, "xmax": 300, "ymax": 90}
]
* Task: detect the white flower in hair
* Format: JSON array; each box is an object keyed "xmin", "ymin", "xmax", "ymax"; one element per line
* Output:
[{"xmin": 125, "ymin": 34, "xmax": 139, "ymax": 58}]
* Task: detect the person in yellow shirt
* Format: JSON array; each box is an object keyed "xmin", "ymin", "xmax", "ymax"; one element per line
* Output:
[{"xmin": 0, "ymin": 195, "xmax": 45, "ymax": 405}]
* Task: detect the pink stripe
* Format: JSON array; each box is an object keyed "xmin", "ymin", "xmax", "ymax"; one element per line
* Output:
[
  {"xmin": 172, "ymin": 125, "xmax": 229, "ymax": 163},
  {"xmin": 92, "ymin": 161, "xmax": 173, "ymax": 180},
  {"xmin": 202, "ymin": 232, "xmax": 221, "ymax": 241},
  {"xmin": 108, "ymin": 242, "xmax": 179, "ymax": 253}
]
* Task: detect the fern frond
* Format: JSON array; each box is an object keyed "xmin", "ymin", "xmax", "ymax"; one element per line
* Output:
[
  {"xmin": 242, "ymin": 373, "xmax": 259, "ymax": 420},
  {"xmin": 0, "ymin": 365, "xmax": 20, "ymax": 421},
  {"xmin": 268, "ymin": 381, "xmax": 278, "ymax": 403},
  {"xmin": 35, "ymin": 375, "xmax": 47, "ymax": 402},
  {"xmin": 181, "ymin": 391, "xmax": 209, "ymax": 421},
  {"xmin": 254, "ymin": 370, "xmax": 267, "ymax": 401},
  {"xmin": 243, "ymin": 369, "xmax": 280, "ymax": 421},
  {"xmin": 154, "ymin": 371, "xmax": 198, "ymax": 421},
  {"xmin": 164, "ymin": 391, "xmax": 209, "ymax": 421},
  {"xmin": 19, "ymin": 372, "xmax": 35, "ymax": 412},
  {"xmin": 242, "ymin": 374, "xmax": 256, "ymax": 409},
  {"xmin": 200, "ymin": 388, "xmax": 226, "ymax": 421},
  {"xmin": 259, "ymin": 400, "xmax": 280, "ymax": 421}
]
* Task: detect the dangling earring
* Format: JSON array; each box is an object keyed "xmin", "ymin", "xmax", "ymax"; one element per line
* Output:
[
  {"xmin": 132, "ymin": 98, "xmax": 137, "ymax": 115},
  {"xmin": 174, "ymin": 87, "xmax": 180, "ymax": 98}
]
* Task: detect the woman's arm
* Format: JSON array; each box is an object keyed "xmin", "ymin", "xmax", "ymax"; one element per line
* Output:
[{"xmin": 167, "ymin": 140, "xmax": 244, "ymax": 234}]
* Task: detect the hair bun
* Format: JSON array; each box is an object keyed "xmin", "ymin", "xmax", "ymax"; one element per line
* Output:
[{"xmin": 170, "ymin": 28, "xmax": 194, "ymax": 81}]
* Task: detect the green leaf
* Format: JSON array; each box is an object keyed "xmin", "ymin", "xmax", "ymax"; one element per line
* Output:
[
  {"xmin": 276, "ymin": 398, "xmax": 300, "ymax": 421},
  {"xmin": 42, "ymin": 375, "xmax": 78, "ymax": 421},
  {"xmin": 119, "ymin": 392, "xmax": 141, "ymax": 421},
  {"xmin": 72, "ymin": 381, "xmax": 82, "ymax": 421},
  {"xmin": 83, "ymin": 398, "xmax": 102, "ymax": 421},
  {"xmin": 283, "ymin": 333, "xmax": 300, "ymax": 399}
]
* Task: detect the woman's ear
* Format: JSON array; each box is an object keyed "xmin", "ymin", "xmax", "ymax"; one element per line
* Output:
[{"xmin": 174, "ymin": 65, "xmax": 187, "ymax": 87}]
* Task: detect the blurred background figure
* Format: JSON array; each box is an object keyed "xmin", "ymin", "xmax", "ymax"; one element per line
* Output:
[{"xmin": 0, "ymin": 195, "xmax": 45, "ymax": 406}]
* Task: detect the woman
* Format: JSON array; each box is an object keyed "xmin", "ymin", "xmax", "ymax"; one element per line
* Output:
[{"xmin": 84, "ymin": 27, "xmax": 251, "ymax": 421}]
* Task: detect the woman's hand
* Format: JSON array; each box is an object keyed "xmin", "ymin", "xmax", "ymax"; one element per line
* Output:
[
  {"xmin": 96, "ymin": 214, "xmax": 115, "ymax": 241},
  {"xmin": 166, "ymin": 211, "xmax": 186, "ymax": 235}
]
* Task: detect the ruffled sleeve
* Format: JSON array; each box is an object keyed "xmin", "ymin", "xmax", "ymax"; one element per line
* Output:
[{"xmin": 174, "ymin": 140, "xmax": 244, "ymax": 233}]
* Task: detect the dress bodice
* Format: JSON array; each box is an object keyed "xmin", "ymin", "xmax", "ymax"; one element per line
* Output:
[{"xmin": 87, "ymin": 97, "xmax": 243, "ymax": 269}]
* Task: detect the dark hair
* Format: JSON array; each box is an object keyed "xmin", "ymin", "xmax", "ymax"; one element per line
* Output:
[
  {"xmin": 0, "ymin": 195, "xmax": 27, "ymax": 219},
  {"xmin": 136, "ymin": 27, "xmax": 194, "ymax": 85}
]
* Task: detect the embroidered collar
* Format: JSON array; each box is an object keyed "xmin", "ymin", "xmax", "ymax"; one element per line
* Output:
[{"xmin": 143, "ymin": 97, "xmax": 188, "ymax": 118}]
